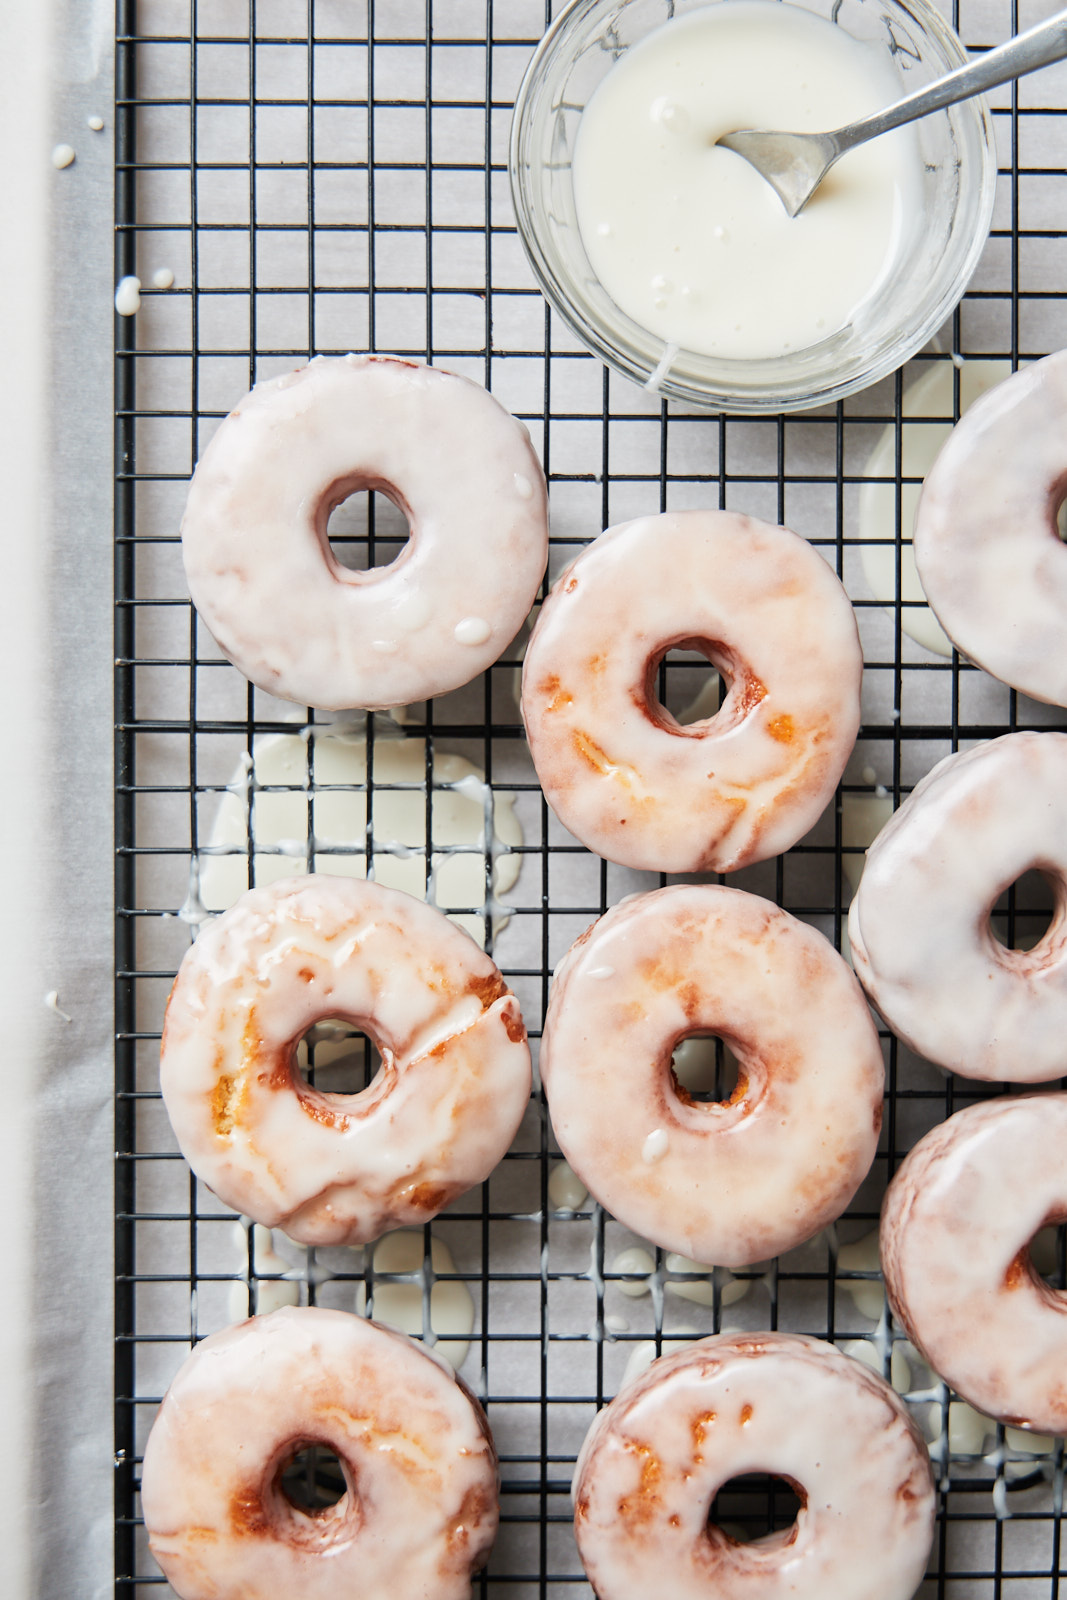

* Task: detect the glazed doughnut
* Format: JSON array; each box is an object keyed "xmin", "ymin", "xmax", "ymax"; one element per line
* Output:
[
  {"xmin": 572, "ymin": 1332, "xmax": 935, "ymax": 1600},
  {"xmin": 141, "ymin": 1305, "xmax": 498, "ymax": 1600},
  {"xmin": 160, "ymin": 875, "xmax": 530, "ymax": 1244},
  {"xmin": 848, "ymin": 731, "xmax": 1067, "ymax": 1082},
  {"xmin": 881, "ymin": 1095, "xmax": 1067, "ymax": 1433},
  {"xmin": 181, "ymin": 354, "xmax": 548, "ymax": 711},
  {"xmin": 520, "ymin": 509, "xmax": 862, "ymax": 873},
  {"xmin": 540, "ymin": 885, "xmax": 884, "ymax": 1265},
  {"xmin": 913, "ymin": 350, "xmax": 1067, "ymax": 706}
]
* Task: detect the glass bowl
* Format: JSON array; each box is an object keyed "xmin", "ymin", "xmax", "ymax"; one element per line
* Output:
[{"xmin": 509, "ymin": 0, "xmax": 997, "ymax": 414}]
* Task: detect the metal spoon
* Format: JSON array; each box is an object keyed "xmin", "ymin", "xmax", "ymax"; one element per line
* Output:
[{"xmin": 716, "ymin": 8, "xmax": 1067, "ymax": 217}]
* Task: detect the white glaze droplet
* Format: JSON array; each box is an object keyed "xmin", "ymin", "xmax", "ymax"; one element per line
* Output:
[
  {"xmin": 44, "ymin": 990, "xmax": 72, "ymax": 1023},
  {"xmin": 604, "ymin": 1313, "xmax": 629, "ymax": 1333},
  {"xmin": 861, "ymin": 765, "xmax": 877, "ymax": 786},
  {"xmin": 642, "ymin": 340, "xmax": 679, "ymax": 395},
  {"xmin": 611, "ymin": 1246, "xmax": 656, "ymax": 1298},
  {"xmin": 642, "ymin": 1128, "xmax": 669, "ymax": 1164},
  {"xmin": 51, "ymin": 143, "xmax": 75, "ymax": 169},
  {"xmin": 650, "ymin": 96, "xmax": 690, "ymax": 135},
  {"xmin": 152, "ymin": 267, "xmax": 175, "ymax": 290},
  {"xmin": 548, "ymin": 1160, "xmax": 589, "ymax": 1211},
  {"xmin": 454, "ymin": 616, "xmax": 492, "ymax": 647},
  {"xmin": 114, "ymin": 276, "xmax": 141, "ymax": 316},
  {"xmin": 586, "ymin": 965, "xmax": 615, "ymax": 980},
  {"xmin": 991, "ymin": 1475, "xmax": 1011, "ymax": 1519},
  {"xmin": 513, "ymin": 473, "xmax": 534, "ymax": 501},
  {"xmin": 87, "ymin": 115, "xmax": 105, "ymax": 132}
]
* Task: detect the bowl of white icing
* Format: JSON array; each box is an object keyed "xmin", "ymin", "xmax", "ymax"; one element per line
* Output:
[{"xmin": 509, "ymin": 0, "xmax": 996, "ymax": 413}]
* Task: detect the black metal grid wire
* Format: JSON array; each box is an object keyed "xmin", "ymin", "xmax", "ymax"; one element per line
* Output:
[{"xmin": 114, "ymin": 0, "xmax": 1067, "ymax": 1594}]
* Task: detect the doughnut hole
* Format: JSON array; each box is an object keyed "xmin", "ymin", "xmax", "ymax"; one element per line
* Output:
[
  {"xmin": 988, "ymin": 867, "xmax": 1061, "ymax": 954},
  {"xmin": 655, "ymin": 645, "xmax": 724, "ymax": 727},
  {"xmin": 278, "ymin": 1442, "xmax": 350, "ymax": 1514},
  {"xmin": 320, "ymin": 482, "xmax": 411, "ymax": 575},
  {"xmin": 671, "ymin": 1033, "xmax": 744, "ymax": 1107},
  {"xmin": 1023, "ymin": 1220, "xmax": 1067, "ymax": 1291},
  {"xmin": 708, "ymin": 1472, "xmax": 806, "ymax": 1546},
  {"xmin": 296, "ymin": 1018, "xmax": 383, "ymax": 1095},
  {"xmin": 645, "ymin": 638, "xmax": 756, "ymax": 735}
]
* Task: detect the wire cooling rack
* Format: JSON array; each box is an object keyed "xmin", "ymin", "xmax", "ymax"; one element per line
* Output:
[{"xmin": 115, "ymin": 1, "xmax": 1067, "ymax": 1594}]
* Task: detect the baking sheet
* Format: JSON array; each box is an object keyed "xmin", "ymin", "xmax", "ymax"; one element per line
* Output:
[{"xmin": 106, "ymin": 1, "xmax": 1067, "ymax": 1596}]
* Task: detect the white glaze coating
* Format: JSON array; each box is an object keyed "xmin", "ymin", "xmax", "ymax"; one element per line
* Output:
[
  {"xmin": 160, "ymin": 876, "xmax": 531, "ymax": 1244},
  {"xmin": 114, "ymin": 274, "xmax": 141, "ymax": 315},
  {"xmin": 572, "ymin": 1333, "xmax": 934, "ymax": 1600},
  {"xmin": 913, "ymin": 349, "xmax": 1067, "ymax": 706},
  {"xmin": 540, "ymin": 886, "xmax": 884, "ymax": 1265},
  {"xmin": 140, "ymin": 1306, "xmax": 498, "ymax": 1600},
  {"xmin": 880, "ymin": 1096, "xmax": 1067, "ymax": 1433},
  {"xmin": 848, "ymin": 732, "xmax": 1067, "ymax": 1081},
  {"xmin": 521, "ymin": 511, "xmax": 862, "ymax": 873},
  {"xmin": 181, "ymin": 355, "xmax": 548, "ymax": 710}
]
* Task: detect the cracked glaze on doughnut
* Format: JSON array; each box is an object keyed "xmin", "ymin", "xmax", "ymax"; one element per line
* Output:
[
  {"xmin": 159, "ymin": 876, "xmax": 531, "ymax": 1244},
  {"xmin": 520, "ymin": 510, "xmax": 862, "ymax": 873},
  {"xmin": 141, "ymin": 1306, "xmax": 498, "ymax": 1600},
  {"xmin": 181, "ymin": 354, "xmax": 548, "ymax": 711},
  {"xmin": 572, "ymin": 1333, "xmax": 935, "ymax": 1600},
  {"xmin": 540, "ymin": 886, "xmax": 884, "ymax": 1265},
  {"xmin": 913, "ymin": 350, "xmax": 1067, "ymax": 707},
  {"xmin": 848, "ymin": 732, "xmax": 1067, "ymax": 1082},
  {"xmin": 881, "ymin": 1095, "xmax": 1067, "ymax": 1433}
]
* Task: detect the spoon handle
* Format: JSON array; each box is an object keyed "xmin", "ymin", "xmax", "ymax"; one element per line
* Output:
[{"xmin": 833, "ymin": 6, "xmax": 1067, "ymax": 155}]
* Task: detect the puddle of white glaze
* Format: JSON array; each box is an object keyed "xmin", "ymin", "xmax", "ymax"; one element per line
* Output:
[
  {"xmin": 836, "ymin": 1229, "xmax": 886, "ymax": 1320},
  {"xmin": 354, "ymin": 1229, "xmax": 474, "ymax": 1370},
  {"xmin": 228, "ymin": 1221, "xmax": 301, "ymax": 1321},
  {"xmin": 196, "ymin": 724, "xmax": 521, "ymax": 948},
  {"xmin": 859, "ymin": 359, "xmax": 1013, "ymax": 656},
  {"xmin": 662, "ymin": 1253, "xmax": 751, "ymax": 1310},
  {"xmin": 610, "ymin": 1246, "xmax": 656, "ymax": 1298},
  {"xmin": 840, "ymin": 791, "xmax": 895, "ymax": 895},
  {"xmin": 840, "ymin": 1335, "xmax": 910, "ymax": 1394},
  {"xmin": 621, "ymin": 1330, "xmax": 705, "ymax": 1389},
  {"xmin": 548, "ymin": 1160, "xmax": 589, "ymax": 1212}
]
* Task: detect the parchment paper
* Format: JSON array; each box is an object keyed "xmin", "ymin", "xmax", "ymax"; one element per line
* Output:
[{"xmin": 1, "ymin": 3, "xmax": 116, "ymax": 1596}]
